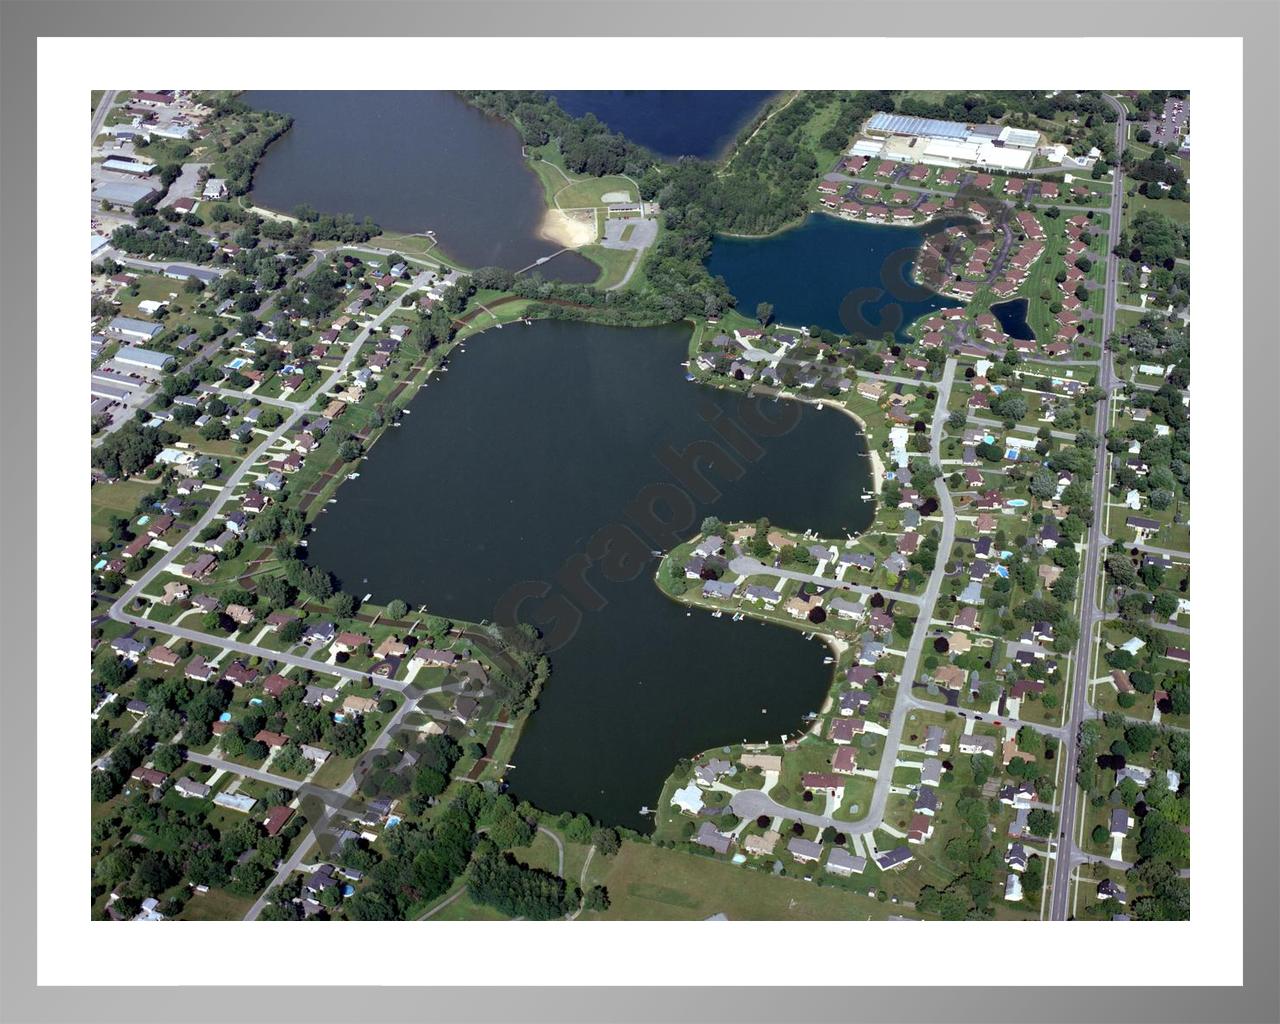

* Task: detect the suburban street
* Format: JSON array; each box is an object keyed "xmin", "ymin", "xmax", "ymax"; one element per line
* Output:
[
  {"xmin": 731, "ymin": 358, "xmax": 960, "ymax": 841},
  {"xmin": 108, "ymin": 287, "xmax": 421, "ymax": 633},
  {"xmin": 1048, "ymin": 93, "xmax": 1127, "ymax": 921}
]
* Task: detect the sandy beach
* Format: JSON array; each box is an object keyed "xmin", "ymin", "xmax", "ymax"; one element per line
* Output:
[{"xmin": 539, "ymin": 208, "xmax": 597, "ymax": 249}]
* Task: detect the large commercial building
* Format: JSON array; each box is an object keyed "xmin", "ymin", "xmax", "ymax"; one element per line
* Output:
[
  {"xmin": 94, "ymin": 180, "xmax": 158, "ymax": 207},
  {"xmin": 106, "ymin": 316, "xmax": 163, "ymax": 343},
  {"xmin": 100, "ymin": 157, "xmax": 156, "ymax": 177},
  {"xmin": 113, "ymin": 345, "xmax": 175, "ymax": 372},
  {"xmin": 856, "ymin": 111, "xmax": 1042, "ymax": 172}
]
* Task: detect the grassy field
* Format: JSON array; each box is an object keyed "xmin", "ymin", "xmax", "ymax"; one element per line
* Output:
[
  {"xmin": 554, "ymin": 175, "xmax": 636, "ymax": 211},
  {"xmin": 91, "ymin": 478, "xmax": 157, "ymax": 542},
  {"xmin": 579, "ymin": 244, "xmax": 637, "ymax": 290},
  {"xmin": 1122, "ymin": 190, "xmax": 1190, "ymax": 227},
  {"xmin": 177, "ymin": 886, "xmax": 255, "ymax": 921},
  {"xmin": 583, "ymin": 841, "xmax": 893, "ymax": 921}
]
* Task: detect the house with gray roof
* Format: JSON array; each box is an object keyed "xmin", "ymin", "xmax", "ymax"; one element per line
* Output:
[
  {"xmin": 787, "ymin": 837, "xmax": 823, "ymax": 864},
  {"xmin": 702, "ymin": 579, "xmax": 737, "ymax": 600},
  {"xmin": 744, "ymin": 585, "xmax": 782, "ymax": 606},
  {"xmin": 876, "ymin": 845, "xmax": 914, "ymax": 871},
  {"xmin": 824, "ymin": 847, "xmax": 866, "ymax": 876},
  {"xmin": 920, "ymin": 758, "xmax": 944, "ymax": 787},
  {"xmin": 693, "ymin": 821, "xmax": 732, "ymax": 855}
]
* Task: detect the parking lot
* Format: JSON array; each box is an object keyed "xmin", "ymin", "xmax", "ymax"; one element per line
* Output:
[{"xmin": 1148, "ymin": 95, "xmax": 1189, "ymax": 148}]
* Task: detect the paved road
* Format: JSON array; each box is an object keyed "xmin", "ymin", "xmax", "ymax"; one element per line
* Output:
[
  {"xmin": 735, "ymin": 357, "xmax": 961, "ymax": 837},
  {"xmin": 727, "ymin": 554, "xmax": 923, "ymax": 607},
  {"xmin": 903, "ymin": 693, "xmax": 1069, "ymax": 741},
  {"xmin": 537, "ymin": 825, "xmax": 565, "ymax": 877},
  {"xmin": 186, "ymin": 750, "xmax": 329, "ymax": 794},
  {"xmin": 91, "ymin": 90, "xmax": 118, "ymax": 141},
  {"xmin": 242, "ymin": 679, "xmax": 422, "ymax": 920},
  {"xmin": 967, "ymin": 414, "xmax": 1078, "ymax": 443},
  {"xmin": 1049, "ymin": 93, "xmax": 1127, "ymax": 922},
  {"xmin": 108, "ymin": 289, "xmax": 417, "ymax": 633}
]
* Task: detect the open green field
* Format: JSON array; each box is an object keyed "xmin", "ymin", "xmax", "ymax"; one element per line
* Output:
[
  {"xmin": 1122, "ymin": 190, "xmax": 1190, "ymax": 228},
  {"xmin": 554, "ymin": 175, "xmax": 636, "ymax": 210},
  {"xmin": 178, "ymin": 886, "xmax": 255, "ymax": 921},
  {"xmin": 583, "ymin": 842, "xmax": 893, "ymax": 921},
  {"xmin": 578, "ymin": 244, "xmax": 638, "ymax": 290},
  {"xmin": 91, "ymin": 478, "xmax": 157, "ymax": 542}
]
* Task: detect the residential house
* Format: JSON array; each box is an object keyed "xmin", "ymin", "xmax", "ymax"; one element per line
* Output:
[{"xmin": 787, "ymin": 837, "xmax": 823, "ymax": 865}]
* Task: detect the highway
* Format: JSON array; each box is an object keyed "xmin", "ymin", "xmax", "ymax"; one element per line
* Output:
[
  {"xmin": 1047, "ymin": 93, "xmax": 1127, "ymax": 921},
  {"xmin": 90, "ymin": 90, "xmax": 118, "ymax": 140}
]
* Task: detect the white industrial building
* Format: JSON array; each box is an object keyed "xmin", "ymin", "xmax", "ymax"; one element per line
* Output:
[
  {"xmin": 100, "ymin": 156, "xmax": 156, "ymax": 177},
  {"xmin": 854, "ymin": 111, "xmax": 1042, "ymax": 171},
  {"xmin": 94, "ymin": 180, "xmax": 158, "ymax": 207},
  {"xmin": 106, "ymin": 316, "xmax": 163, "ymax": 343},
  {"xmin": 114, "ymin": 345, "xmax": 175, "ymax": 372}
]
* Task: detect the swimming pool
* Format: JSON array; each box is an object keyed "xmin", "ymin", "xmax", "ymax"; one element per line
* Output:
[
  {"xmin": 994, "ymin": 565, "xmax": 1010, "ymax": 578},
  {"xmin": 249, "ymin": 698, "xmax": 264, "ymax": 706},
  {"xmin": 136, "ymin": 514, "xmax": 150, "ymax": 526},
  {"xmin": 1006, "ymin": 498, "xmax": 1029, "ymax": 508},
  {"xmin": 385, "ymin": 815, "xmax": 401, "ymax": 828},
  {"xmin": 93, "ymin": 559, "xmax": 107, "ymax": 570},
  {"xmin": 218, "ymin": 712, "xmax": 232, "ymax": 722},
  {"xmin": 1005, "ymin": 449, "xmax": 1020, "ymax": 461},
  {"xmin": 226, "ymin": 357, "xmax": 250, "ymax": 370}
]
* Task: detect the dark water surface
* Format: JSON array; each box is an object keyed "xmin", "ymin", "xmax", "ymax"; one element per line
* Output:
[
  {"xmin": 549, "ymin": 91, "xmax": 776, "ymax": 159},
  {"xmin": 991, "ymin": 297, "xmax": 1036, "ymax": 341},
  {"xmin": 707, "ymin": 213, "xmax": 954, "ymax": 338},
  {"xmin": 309, "ymin": 320, "xmax": 873, "ymax": 828},
  {"xmin": 243, "ymin": 91, "xmax": 598, "ymax": 281}
]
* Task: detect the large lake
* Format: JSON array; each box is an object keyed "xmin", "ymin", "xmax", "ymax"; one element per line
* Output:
[
  {"xmin": 243, "ymin": 91, "xmax": 599, "ymax": 281},
  {"xmin": 549, "ymin": 91, "xmax": 776, "ymax": 160},
  {"xmin": 308, "ymin": 321, "xmax": 873, "ymax": 828},
  {"xmin": 708, "ymin": 213, "xmax": 955, "ymax": 337}
]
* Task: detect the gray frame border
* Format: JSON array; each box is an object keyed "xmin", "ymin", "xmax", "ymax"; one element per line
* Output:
[{"xmin": 1, "ymin": 2, "xmax": 1275, "ymax": 1022}]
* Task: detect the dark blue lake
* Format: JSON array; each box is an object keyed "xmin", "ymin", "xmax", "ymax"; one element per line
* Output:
[
  {"xmin": 549, "ymin": 91, "xmax": 776, "ymax": 160},
  {"xmin": 243, "ymin": 91, "xmax": 598, "ymax": 281},
  {"xmin": 310, "ymin": 320, "xmax": 873, "ymax": 829},
  {"xmin": 707, "ymin": 213, "xmax": 953, "ymax": 338},
  {"xmin": 991, "ymin": 297, "xmax": 1036, "ymax": 341}
]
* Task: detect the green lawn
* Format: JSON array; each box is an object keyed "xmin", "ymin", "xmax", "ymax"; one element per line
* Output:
[
  {"xmin": 1122, "ymin": 190, "xmax": 1190, "ymax": 227},
  {"xmin": 579, "ymin": 244, "xmax": 638, "ymax": 290},
  {"xmin": 178, "ymin": 886, "xmax": 255, "ymax": 921},
  {"xmin": 554, "ymin": 175, "xmax": 636, "ymax": 211},
  {"xmin": 584, "ymin": 841, "xmax": 893, "ymax": 921}
]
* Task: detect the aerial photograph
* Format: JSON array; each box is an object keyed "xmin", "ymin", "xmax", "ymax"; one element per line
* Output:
[{"xmin": 87, "ymin": 88, "xmax": 1191, "ymax": 924}]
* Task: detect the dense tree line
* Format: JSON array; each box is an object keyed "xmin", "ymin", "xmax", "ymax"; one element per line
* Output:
[
  {"xmin": 110, "ymin": 222, "xmax": 212, "ymax": 264},
  {"xmin": 461, "ymin": 92, "xmax": 654, "ymax": 177},
  {"xmin": 92, "ymin": 422, "xmax": 163, "ymax": 479},
  {"xmin": 467, "ymin": 841, "xmax": 576, "ymax": 920}
]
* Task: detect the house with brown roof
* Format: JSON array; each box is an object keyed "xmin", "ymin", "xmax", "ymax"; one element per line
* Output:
[
  {"xmin": 374, "ymin": 636, "xmax": 409, "ymax": 660},
  {"xmin": 160, "ymin": 580, "xmax": 190, "ymax": 606},
  {"xmin": 263, "ymin": 805, "xmax": 294, "ymax": 837},
  {"xmin": 342, "ymin": 694, "xmax": 379, "ymax": 716},
  {"xmin": 262, "ymin": 674, "xmax": 294, "ymax": 698},
  {"xmin": 147, "ymin": 645, "xmax": 180, "ymax": 668},
  {"xmin": 332, "ymin": 632, "xmax": 370, "ymax": 654},
  {"xmin": 225, "ymin": 604, "xmax": 256, "ymax": 627},
  {"xmin": 130, "ymin": 766, "xmax": 168, "ymax": 789}
]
